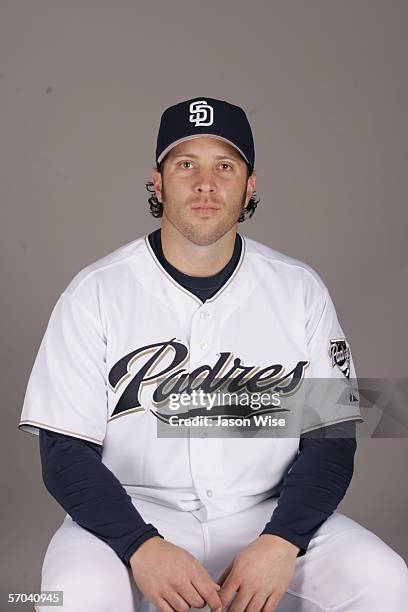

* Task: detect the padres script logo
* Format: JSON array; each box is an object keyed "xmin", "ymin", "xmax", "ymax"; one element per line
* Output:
[
  {"xmin": 189, "ymin": 100, "xmax": 214, "ymax": 127},
  {"xmin": 329, "ymin": 338, "xmax": 351, "ymax": 379},
  {"xmin": 108, "ymin": 339, "xmax": 309, "ymax": 420}
]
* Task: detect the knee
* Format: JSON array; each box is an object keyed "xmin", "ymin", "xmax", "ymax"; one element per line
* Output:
[
  {"xmin": 341, "ymin": 533, "xmax": 408, "ymax": 603},
  {"xmin": 41, "ymin": 553, "xmax": 137, "ymax": 611},
  {"xmin": 357, "ymin": 539, "xmax": 407, "ymax": 584},
  {"xmin": 367, "ymin": 547, "xmax": 408, "ymax": 597}
]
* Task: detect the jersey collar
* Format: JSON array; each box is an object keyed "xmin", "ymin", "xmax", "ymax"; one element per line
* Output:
[{"xmin": 144, "ymin": 233, "xmax": 246, "ymax": 305}]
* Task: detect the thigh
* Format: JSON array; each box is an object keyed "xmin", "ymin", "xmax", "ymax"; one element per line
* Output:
[
  {"xmin": 203, "ymin": 498, "xmax": 408, "ymax": 611},
  {"xmin": 38, "ymin": 501, "xmax": 207, "ymax": 612},
  {"xmin": 38, "ymin": 517, "xmax": 142, "ymax": 612},
  {"xmin": 287, "ymin": 511, "xmax": 408, "ymax": 611}
]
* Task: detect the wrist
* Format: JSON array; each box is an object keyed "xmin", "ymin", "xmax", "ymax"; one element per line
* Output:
[
  {"xmin": 259, "ymin": 533, "xmax": 301, "ymax": 557},
  {"xmin": 129, "ymin": 535, "xmax": 163, "ymax": 567}
]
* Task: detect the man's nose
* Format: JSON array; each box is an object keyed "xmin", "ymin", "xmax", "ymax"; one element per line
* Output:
[{"xmin": 195, "ymin": 169, "xmax": 216, "ymax": 192}]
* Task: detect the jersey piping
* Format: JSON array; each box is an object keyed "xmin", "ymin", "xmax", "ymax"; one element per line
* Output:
[{"xmin": 143, "ymin": 234, "xmax": 246, "ymax": 305}]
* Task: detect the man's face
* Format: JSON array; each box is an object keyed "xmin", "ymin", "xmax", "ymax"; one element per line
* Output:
[{"xmin": 151, "ymin": 136, "xmax": 256, "ymax": 246}]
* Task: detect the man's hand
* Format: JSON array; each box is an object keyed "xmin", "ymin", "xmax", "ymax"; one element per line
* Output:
[
  {"xmin": 130, "ymin": 536, "xmax": 223, "ymax": 612},
  {"xmin": 217, "ymin": 535, "xmax": 300, "ymax": 612}
]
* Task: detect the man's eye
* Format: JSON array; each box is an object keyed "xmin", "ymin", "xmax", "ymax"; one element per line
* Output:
[
  {"xmin": 179, "ymin": 161, "xmax": 194, "ymax": 169},
  {"xmin": 220, "ymin": 163, "xmax": 232, "ymax": 170}
]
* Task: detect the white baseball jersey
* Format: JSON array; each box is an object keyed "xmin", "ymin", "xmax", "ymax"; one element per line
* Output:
[{"xmin": 19, "ymin": 234, "xmax": 362, "ymax": 522}]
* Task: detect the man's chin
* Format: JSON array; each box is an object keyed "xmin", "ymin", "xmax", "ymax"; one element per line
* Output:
[
  {"xmin": 180, "ymin": 224, "xmax": 236, "ymax": 247},
  {"xmin": 163, "ymin": 210, "xmax": 240, "ymax": 247}
]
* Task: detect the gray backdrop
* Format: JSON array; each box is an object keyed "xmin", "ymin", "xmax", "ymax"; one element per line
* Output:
[{"xmin": 1, "ymin": 0, "xmax": 407, "ymax": 608}]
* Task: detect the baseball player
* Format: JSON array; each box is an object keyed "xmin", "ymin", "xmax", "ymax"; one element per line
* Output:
[{"xmin": 20, "ymin": 97, "xmax": 408, "ymax": 611}]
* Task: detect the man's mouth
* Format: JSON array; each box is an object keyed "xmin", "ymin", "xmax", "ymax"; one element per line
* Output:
[
  {"xmin": 191, "ymin": 203, "xmax": 220, "ymax": 211},
  {"xmin": 191, "ymin": 205, "xmax": 220, "ymax": 217}
]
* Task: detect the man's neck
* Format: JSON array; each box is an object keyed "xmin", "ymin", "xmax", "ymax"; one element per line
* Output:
[{"xmin": 160, "ymin": 223, "xmax": 237, "ymax": 278}]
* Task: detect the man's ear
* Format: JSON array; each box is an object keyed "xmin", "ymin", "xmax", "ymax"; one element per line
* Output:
[
  {"xmin": 245, "ymin": 170, "xmax": 257, "ymax": 205},
  {"xmin": 151, "ymin": 167, "xmax": 163, "ymax": 202}
]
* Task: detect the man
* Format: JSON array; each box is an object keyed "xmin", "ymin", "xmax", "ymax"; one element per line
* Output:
[{"xmin": 20, "ymin": 97, "xmax": 408, "ymax": 611}]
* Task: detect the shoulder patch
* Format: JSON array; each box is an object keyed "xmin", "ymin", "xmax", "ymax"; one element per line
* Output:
[{"xmin": 329, "ymin": 338, "xmax": 351, "ymax": 379}]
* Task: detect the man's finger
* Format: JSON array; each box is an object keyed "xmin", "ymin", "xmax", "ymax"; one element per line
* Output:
[
  {"xmin": 192, "ymin": 577, "xmax": 223, "ymax": 610},
  {"xmin": 155, "ymin": 597, "xmax": 176, "ymax": 612},
  {"xmin": 245, "ymin": 591, "xmax": 270, "ymax": 612},
  {"xmin": 162, "ymin": 587, "xmax": 190, "ymax": 612},
  {"xmin": 178, "ymin": 582, "xmax": 206, "ymax": 609},
  {"xmin": 223, "ymin": 584, "xmax": 253, "ymax": 612},
  {"xmin": 219, "ymin": 572, "xmax": 240, "ymax": 610},
  {"xmin": 263, "ymin": 591, "xmax": 282, "ymax": 612},
  {"xmin": 217, "ymin": 561, "xmax": 233, "ymax": 586}
]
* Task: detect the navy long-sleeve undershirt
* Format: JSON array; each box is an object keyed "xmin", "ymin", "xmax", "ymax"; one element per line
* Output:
[
  {"xmin": 39, "ymin": 429, "xmax": 164, "ymax": 566},
  {"xmin": 39, "ymin": 228, "xmax": 357, "ymax": 564},
  {"xmin": 40, "ymin": 420, "xmax": 356, "ymax": 564},
  {"xmin": 260, "ymin": 419, "xmax": 356, "ymax": 554}
]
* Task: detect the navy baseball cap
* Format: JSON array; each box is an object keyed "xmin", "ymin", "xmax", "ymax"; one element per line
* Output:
[{"xmin": 155, "ymin": 97, "xmax": 255, "ymax": 172}]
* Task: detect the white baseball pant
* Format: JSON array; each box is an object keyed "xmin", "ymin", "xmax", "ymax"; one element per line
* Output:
[{"xmin": 36, "ymin": 496, "xmax": 408, "ymax": 611}]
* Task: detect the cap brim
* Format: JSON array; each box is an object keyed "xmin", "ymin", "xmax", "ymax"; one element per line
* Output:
[{"xmin": 157, "ymin": 134, "xmax": 250, "ymax": 166}]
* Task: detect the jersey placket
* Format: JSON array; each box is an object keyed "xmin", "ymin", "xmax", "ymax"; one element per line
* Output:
[{"xmin": 187, "ymin": 302, "xmax": 224, "ymax": 521}]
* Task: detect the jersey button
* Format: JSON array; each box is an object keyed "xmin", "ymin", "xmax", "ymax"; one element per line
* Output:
[
  {"xmin": 200, "ymin": 310, "xmax": 210, "ymax": 319},
  {"xmin": 206, "ymin": 489, "xmax": 213, "ymax": 497},
  {"xmin": 200, "ymin": 341, "xmax": 208, "ymax": 350}
]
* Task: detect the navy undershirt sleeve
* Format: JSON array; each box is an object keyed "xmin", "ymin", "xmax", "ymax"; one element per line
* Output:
[
  {"xmin": 260, "ymin": 420, "xmax": 357, "ymax": 556},
  {"xmin": 40, "ymin": 420, "xmax": 357, "ymax": 564},
  {"xmin": 39, "ymin": 428, "xmax": 164, "ymax": 566}
]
